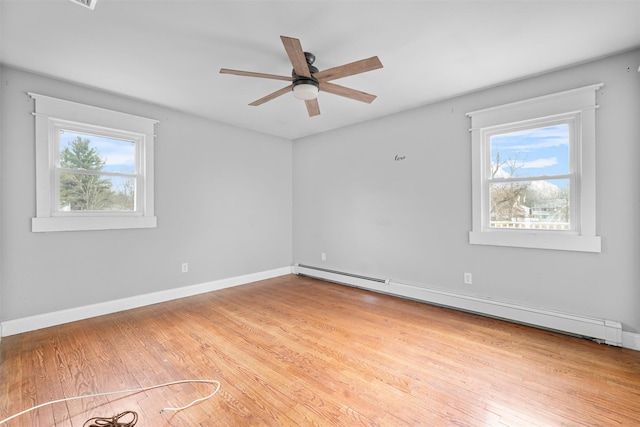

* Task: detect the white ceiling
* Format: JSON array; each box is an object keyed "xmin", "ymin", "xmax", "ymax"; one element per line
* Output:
[{"xmin": 1, "ymin": 0, "xmax": 639, "ymax": 140}]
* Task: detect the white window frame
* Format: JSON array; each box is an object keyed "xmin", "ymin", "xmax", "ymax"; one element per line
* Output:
[
  {"xmin": 30, "ymin": 93, "xmax": 158, "ymax": 232},
  {"xmin": 467, "ymin": 84, "xmax": 603, "ymax": 252}
]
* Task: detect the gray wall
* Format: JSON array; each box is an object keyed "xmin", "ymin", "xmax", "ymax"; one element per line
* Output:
[
  {"xmin": 293, "ymin": 49, "xmax": 640, "ymax": 333},
  {"xmin": 3, "ymin": 50, "xmax": 639, "ymax": 334},
  {"xmin": 0, "ymin": 66, "xmax": 293, "ymax": 321}
]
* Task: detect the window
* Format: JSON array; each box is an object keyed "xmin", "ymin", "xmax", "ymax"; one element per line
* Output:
[
  {"xmin": 487, "ymin": 119, "xmax": 573, "ymax": 231},
  {"xmin": 467, "ymin": 84, "xmax": 602, "ymax": 252},
  {"xmin": 56, "ymin": 127, "xmax": 138, "ymax": 213},
  {"xmin": 30, "ymin": 93, "xmax": 158, "ymax": 232}
]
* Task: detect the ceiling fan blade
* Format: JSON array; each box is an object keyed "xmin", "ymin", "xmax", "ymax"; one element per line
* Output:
[
  {"xmin": 320, "ymin": 82, "xmax": 377, "ymax": 104},
  {"xmin": 249, "ymin": 85, "xmax": 292, "ymax": 106},
  {"xmin": 305, "ymin": 99, "xmax": 320, "ymax": 117},
  {"xmin": 280, "ymin": 36, "xmax": 311, "ymax": 78},
  {"xmin": 220, "ymin": 68, "xmax": 292, "ymax": 82},
  {"xmin": 315, "ymin": 56, "xmax": 383, "ymax": 82}
]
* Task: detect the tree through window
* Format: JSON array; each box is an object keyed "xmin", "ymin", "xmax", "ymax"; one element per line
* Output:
[
  {"xmin": 488, "ymin": 123, "xmax": 571, "ymax": 230},
  {"xmin": 57, "ymin": 132, "xmax": 136, "ymax": 212}
]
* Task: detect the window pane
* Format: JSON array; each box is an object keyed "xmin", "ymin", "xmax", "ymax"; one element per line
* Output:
[
  {"xmin": 490, "ymin": 179, "xmax": 570, "ymax": 230},
  {"xmin": 59, "ymin": 130, "xmax": 135, "ymax": 174},
  {"xmin": 59, "ymin": 173, "xmax": 136, "ymax": 211},
  {"xmin": 490, "ymin": 124, "xmax": 569, "ymax": 178}
]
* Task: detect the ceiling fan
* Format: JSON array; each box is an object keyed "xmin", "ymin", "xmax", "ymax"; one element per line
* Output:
[{"xmin": 220, "ymin": 36, "xmax": 383, "ymax": 117}]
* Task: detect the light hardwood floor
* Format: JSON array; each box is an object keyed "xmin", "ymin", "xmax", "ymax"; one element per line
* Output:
[{"xmin": 1, "ymin": 274, "xmax": 639, "ymax": 426}]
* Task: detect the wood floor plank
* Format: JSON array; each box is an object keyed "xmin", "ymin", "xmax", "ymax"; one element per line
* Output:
[{"xmin": 2, "ymin": 274, "xmax": 640, "ymax": 426}]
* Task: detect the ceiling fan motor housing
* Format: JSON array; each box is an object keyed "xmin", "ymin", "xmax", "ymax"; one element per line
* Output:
[
  {"xmin": 291, "ymin": 52, "xmax": 320, "ymax": 100},
  {"xmin": 291, "ymin": 52, "xmax": 319, "ymax": 83},
  {"xmin": 292, "ymin": 74, "xmax": 319, "ymax": 87}
]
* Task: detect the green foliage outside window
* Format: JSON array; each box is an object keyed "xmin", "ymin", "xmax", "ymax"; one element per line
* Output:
[{"xmin": 59, "ymin": 137, "xmax": 134, "ymax": 211}]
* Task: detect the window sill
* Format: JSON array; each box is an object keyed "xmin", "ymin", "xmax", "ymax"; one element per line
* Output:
[
  {"xmin": 469, "ymin": 231, "xmax": 601, "ymax": 253},
  {"xmin": 32, "ymin": 216, "xmax": 157, "ymax": 232}
]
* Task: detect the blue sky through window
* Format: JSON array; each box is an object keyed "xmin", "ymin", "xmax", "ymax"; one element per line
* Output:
[
  {"xmin": 59, "ymin": 130, "xmax": 135, "ymax": 174},
  {"xmin": 490, "ymin": 124, "xmax": 569, "ymax": 178}
]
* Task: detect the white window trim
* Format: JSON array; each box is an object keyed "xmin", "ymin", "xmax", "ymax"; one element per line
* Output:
[
  {"xmin": 467, "ymin": 83, "xmax": 603, "ymax": 253},
  {"xmin": 30, "ymin": 93, "xmax": 158, "ymax": 232}
]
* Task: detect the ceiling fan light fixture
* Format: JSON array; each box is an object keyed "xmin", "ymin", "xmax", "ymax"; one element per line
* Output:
[{"xmin": 293, "ymin": 82, "xmax": 319, "ymax": 100}]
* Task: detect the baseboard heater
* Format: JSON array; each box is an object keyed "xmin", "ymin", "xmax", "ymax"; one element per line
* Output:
[{"xmin": 294, "ymin": 264, "xmax": 622, "ymax": 346}]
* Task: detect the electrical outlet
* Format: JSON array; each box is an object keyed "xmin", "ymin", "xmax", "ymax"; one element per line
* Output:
[
  {"xmin": 464, "ymin": 272, "xmax": 472, "ymax": 285},
  {"xmin": 321, "ymin": 252, "xmax": 326, "ymax": 262},
  {"xmin": 182, "ymin": 263, "xmax": 189, "ymax": 273}
]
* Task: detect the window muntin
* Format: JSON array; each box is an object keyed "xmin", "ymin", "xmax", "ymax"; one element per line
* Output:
[{"xmin": 485, "ymin": 120, "xmax": 574, "ymax": 232}]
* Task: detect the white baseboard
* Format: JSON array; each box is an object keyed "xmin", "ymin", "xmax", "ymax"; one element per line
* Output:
[
  {"xmin": 294, "ymin": 264, "xmax": 629, "ymax": 349},
  {"xmin": 1, "ymin": 266, "xmax": 293, "ymax": 337},
  {"xmin": 622, "ymin": 331, "xmax": 640, "ymax": 351},
  {"xmin": 6, "ymin": 265, "xmax": 638, "ymax": 352}
]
